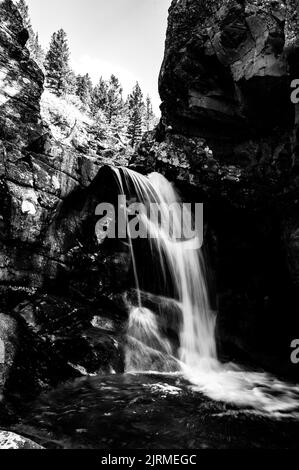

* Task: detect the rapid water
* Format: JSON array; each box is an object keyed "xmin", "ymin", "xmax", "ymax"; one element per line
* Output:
[
  {"xmin": 112, "ymin": 168, "xmax": 216, "ymax": 366},
  {"xmin": 109, "ymin": 167, "xmax": 299, "ymax": 418},
  {"xmin": 10, "ymin": 373, "xmax": 299, "ymax": 449}
]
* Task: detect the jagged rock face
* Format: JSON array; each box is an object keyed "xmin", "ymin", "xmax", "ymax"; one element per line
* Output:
[
  {"xmin": 0, "ymin": 0, "xmax": 44, "ymax": 149},
  {"xmin": 0, "ymin": 0, "xmax": 106, "ymax": 288},
  {"xmin": 159, "ymin": 0, "xmax": 295, "ymax": 162}
]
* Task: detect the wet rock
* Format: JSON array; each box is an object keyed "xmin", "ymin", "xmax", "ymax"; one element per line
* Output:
[
  {"xmin": 12, "ymin": 294, "xmax": 126, "ymax": 378},
  {"xmin": 0, "ymin": 290, "xmax": 128, "ymax": 406},
  {"xmin": 126, "ymin": 289, "xmax": 181, "ymax": 350},
  {"xmin": 0, "ymin": 430, "xmax": 43, "ymax": 449}
]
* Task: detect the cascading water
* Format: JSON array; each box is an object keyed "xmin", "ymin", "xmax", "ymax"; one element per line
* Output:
[
  {"xmin": 112, "ymin": 167, "xmax": 217, "ymax": 371},
  {"xmin": 110, "ymin": 167, "xmax": 299, "ymax": 417}
]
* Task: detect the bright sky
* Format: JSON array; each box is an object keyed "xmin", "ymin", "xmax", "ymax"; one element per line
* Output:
[{"xmin": 24, "ymin": 0, "xmax": 171, "ymax": 114}]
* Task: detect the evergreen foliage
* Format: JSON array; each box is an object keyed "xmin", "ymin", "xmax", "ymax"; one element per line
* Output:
[
  {"xmin": 144, "ymin": 95, "xmax": 155, "ymax": 132},
  {"xmin": 76, "ymin": 73, "xmax": 93, "ymax": 107},
  {"xmin": 91, "ymin": 77, "xmax": 108, "ymax": 115},
  {"xmin": 127, "ymin": 82, "xmax": 144, "ymax": 147},
  {"xmin": 44, "ymin": 29, "xmax": 71, "ymax": 96},
  {"xmin": 16, "ymin": 2, "xmax": 157, "ymax": 147},
  {"xmin": 105, "ymin": 74, "xmax": 124, "ymax": 124}
]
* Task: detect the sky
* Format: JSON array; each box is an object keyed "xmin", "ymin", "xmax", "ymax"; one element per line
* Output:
[{"xmin": 24, "ymin": 0, "xmax": 171, "ymax": 114}]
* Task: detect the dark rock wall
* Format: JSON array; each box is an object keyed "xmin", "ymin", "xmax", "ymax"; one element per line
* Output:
[{"xmin": 159, "ymin": 0, "xmax": 294, "ymax": 161}]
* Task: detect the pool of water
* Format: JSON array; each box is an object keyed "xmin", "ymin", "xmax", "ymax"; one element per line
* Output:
[{"xmin": 8, "ymin": 372, "xmax": 299, "ymax": 449}]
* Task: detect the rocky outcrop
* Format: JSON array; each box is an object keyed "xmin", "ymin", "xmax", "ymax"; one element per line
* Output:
[
  {"xmin": 131, "ymin": 0, "xmax": 299, "ymax": 376},
  {"xmin": 134, "ymin": 0, "xmax": 299, "ymax": 197},
  {"xmin": 0, "ymin": 0, "xmax": 78, "ymax": 287},
  {"xmin": 158, "ymin": 0, "xmax": 297, "ymax": 162},
  {"xmin": 159, "ymin": 0, "xmax": 295, "ymax": 159}
]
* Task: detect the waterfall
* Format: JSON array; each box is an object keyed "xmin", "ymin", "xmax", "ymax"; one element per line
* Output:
[
  {"xmin": 111, "ymin": 167, "xmax": 217, "ymax": 373},
  {"xmin": 106, "ymin": 167, "xmax": 299, "ymax": 417}
]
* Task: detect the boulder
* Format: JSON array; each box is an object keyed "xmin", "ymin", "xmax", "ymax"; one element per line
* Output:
[{"xmin": 0, "ymin": 430, "xmax": 43, "ymax": 449}]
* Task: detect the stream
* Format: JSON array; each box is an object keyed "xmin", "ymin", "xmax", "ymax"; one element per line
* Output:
[{"xmin": 8, "ymin": 372, "xmax": 299, "ymax": 449}]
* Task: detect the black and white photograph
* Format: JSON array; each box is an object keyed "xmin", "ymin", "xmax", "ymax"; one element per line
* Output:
[{"xmin": 0, "ymin": 0, "xmax": 299, "ymax": 456}]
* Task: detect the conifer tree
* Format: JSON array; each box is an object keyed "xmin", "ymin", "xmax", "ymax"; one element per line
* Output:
[
  {"xmin": 127, "ymin": 82, "xmax": 144, "ymax": 147},
  {"xmin": 144, "ymin": 95, "xmax": 155, "ymax": 132},
  {"xmin": 44, "ymin": 29, "xmax": 71, "ymax": 96},
  {"xmin": 67, "ymin": 69, "xmax": 77, "ymax": 95},
  {"xmin": 105, "ymin": 74, "xmax": 123, "ymax": 124},
  {"xmin": 92, "ymin": 77, "xmax": 108, "ymax": 115},
  {"xmin": 76, "ymin": 73, "xmax": 93, "ymax": 107}
]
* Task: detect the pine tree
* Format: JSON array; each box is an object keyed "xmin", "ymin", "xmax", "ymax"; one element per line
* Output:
[
  {"xmin": 105, "ymin": 74, "xmax": 123, "ymax": 124},
  {"xmin": 76, "ymin": 73, "xmax": 93, "ymax": 107},
  {"xmin": 109, "ymin": 104, "xmax": 129, "ymax": 144},
  {"xmin": 44, "ymin": 29, "xmax": 71, "ymax": 96},
  {"xmin": 67, "ymin": 69, "xmax": 77, "ymax": 95},
  {"xmin": 144, "ymin": 95, "xmax": 156, "ymax": 132},
  {"xmin": 91, "ymin": 77, "xmax": 108, "ymax": 115},
  {"xmin": 127, "ymin": 82, "xmax": 144, "ymax": 147}
]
